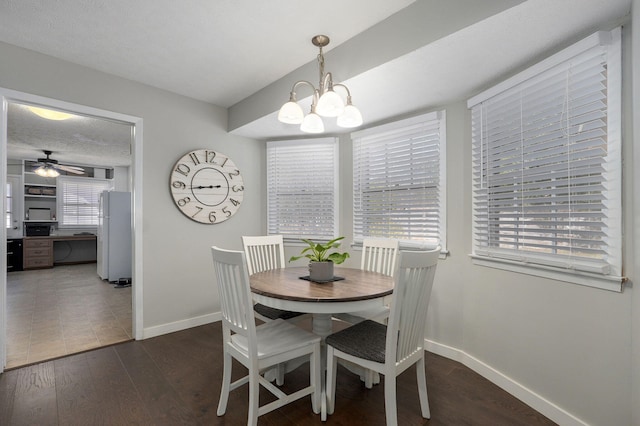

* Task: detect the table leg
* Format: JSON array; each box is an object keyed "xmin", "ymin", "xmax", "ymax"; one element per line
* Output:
[{"xmin": 310, "ymin": 313, "xmax": 332, "ymax": 422}]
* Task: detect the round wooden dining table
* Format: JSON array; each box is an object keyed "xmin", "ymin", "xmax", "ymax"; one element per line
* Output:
[
  {"xmin": 250, "ymin": 266, "xmax": 394, "ymax": 421},
  {"xmin": 250, "ymin": 266, "xmax": 394, "ymax": 339}
]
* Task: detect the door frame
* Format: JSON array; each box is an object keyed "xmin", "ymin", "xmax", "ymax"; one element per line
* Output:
[{"xmin": 0, "ymin": 88, "xmax": 144, "ymax": 372}]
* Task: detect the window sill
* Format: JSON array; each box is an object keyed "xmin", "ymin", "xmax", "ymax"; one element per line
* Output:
[{"xmin": 470, "ymin": 254, "xmax": 625, "ymax": 292}]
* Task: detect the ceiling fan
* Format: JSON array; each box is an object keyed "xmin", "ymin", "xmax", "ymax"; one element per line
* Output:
[{"xmin": 34, "ymin": 150, "xmax": 85, "ymax": 177}]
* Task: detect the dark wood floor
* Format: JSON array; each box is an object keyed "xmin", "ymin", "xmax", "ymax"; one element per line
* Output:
[{"xmin": 0, "ymin": 322, "xmax": 557, "ymax": 425}]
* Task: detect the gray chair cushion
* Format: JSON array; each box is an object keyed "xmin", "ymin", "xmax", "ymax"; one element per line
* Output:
[
  {"xmin": 325, "ymin": 320, "xmax": 387, "ymax": 363},
  {"xmin": 254, "ymin": 303, "xmax": 304, "ymax": 320}
]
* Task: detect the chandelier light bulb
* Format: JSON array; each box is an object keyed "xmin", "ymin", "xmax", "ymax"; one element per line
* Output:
[
  {"xmin": 300, "ymin": 112, "xmax": 325, "ymax": 134},
  {"xmin": 278, "ymin": 100, "xmax": 304, "ymax": 124},
  {"xmin": 316, "ymin": 90, "xmax": 345, "ymax": 117},
  {"xmin": 337, "ymin": 104, "xmax": 363, "ymax": 128}
]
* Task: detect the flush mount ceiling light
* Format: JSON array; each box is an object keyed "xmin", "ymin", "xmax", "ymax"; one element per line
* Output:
[
  {"xmin": 278, "ymin": 35, "xmax": 363, "ymax": 134},
  {"xmin": 27, "ymin": 106, "xmax": 76, "ymax": 121}
]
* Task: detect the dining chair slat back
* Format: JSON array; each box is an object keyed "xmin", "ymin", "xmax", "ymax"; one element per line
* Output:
[
  {"xmin": 242, "ymin": 235, "xmax": 286, "ymax": 275},
  {"xmin": 211, "ymin": 246, "xmax": 321, "ymax": 426},
  {"xmin": 361, "ymin": 238, "xmax": 399, "ymax": 276},
  {"xmin": 388, "ymin": 250, "xmax": 438, "ymax": 364},
  {"xmin": 213, "ymin": 246, "xmax": 254, "ymax": 337},
  {"xmin": 325, "ymin": 248, "xmax": 440, "ymax": 425},
  {"xmin": 333, "ymin": 238, "xmax": 399, "ymax": 331}
]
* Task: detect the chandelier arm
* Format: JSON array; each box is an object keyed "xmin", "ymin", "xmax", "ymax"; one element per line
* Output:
[
  {"xmin": 289, "ymin": 80, "xmax": 318, "ymax": 100},
  {"xmin": 331, "ymin": 83, "xmax": 352, "ymax": 98}
]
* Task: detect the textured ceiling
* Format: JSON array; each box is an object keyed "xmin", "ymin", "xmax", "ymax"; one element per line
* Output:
[
  {"xmin": 7, "ymin": 103, "xmax": 132, "ymax": 167},
  {"xmin": 0, "ymin": 0, "xmax": 414, "ymax": 107}
]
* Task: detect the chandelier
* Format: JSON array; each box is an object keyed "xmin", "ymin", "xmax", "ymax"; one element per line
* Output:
[{"xmin": 278, "ymin": 35, "xmax": 363, "ymax": 134}]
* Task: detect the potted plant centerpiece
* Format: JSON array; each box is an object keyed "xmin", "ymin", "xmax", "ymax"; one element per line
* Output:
[{"xmin": 289, "ymin": 237, "xmax": 350, "ymax": 282}]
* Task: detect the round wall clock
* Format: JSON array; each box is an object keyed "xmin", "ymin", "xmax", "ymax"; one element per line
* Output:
[{"xmin": 169, "ymin": 149, "xmax": 244, "ymax": 224}]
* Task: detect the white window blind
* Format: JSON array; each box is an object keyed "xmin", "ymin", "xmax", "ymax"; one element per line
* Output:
[
  {"xmin": 468, "ymin": 28, "xmax": 622, "ymax": 290},
  {"xmin": 352, "ymin": 111, "xmax": 446, "ymax": 250},
  {"xmin": 58, "ymin": 177, "xmax": 112, "ymax": 226},
  {"xmin": 267, "ymin": 138, "xmax": 338, "ymax": 240}
]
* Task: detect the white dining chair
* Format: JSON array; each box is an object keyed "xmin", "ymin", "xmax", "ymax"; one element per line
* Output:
[
  {"xmin": 333, "ymin": 237, "xmax": 399, "ymax": 326},
  {"xmin": 325, "ymin": 248, "xmax": 439, "ymax": 425},
  {"xmin": 211, "ymin": 246, "xmax": 321, "ymax": 426},
  {"xmin": 242, "ymin": 235, "xmax": 306, "ymax": 323}
]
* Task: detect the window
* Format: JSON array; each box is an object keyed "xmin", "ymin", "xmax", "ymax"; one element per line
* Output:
[
  {"xmin": 468, "ymin": 28, "xmax": 622, "ymax": 291},
  {"xmin": 352, "ymin": 111, "xmax": 447, "ymax": 250},
  {"xmin": 58, "ymin": 176, "xmax": 112, "ymax": 227},
  {"xmin": 266, "ymin": 138, "xmax": 338, "ymax": 241}
]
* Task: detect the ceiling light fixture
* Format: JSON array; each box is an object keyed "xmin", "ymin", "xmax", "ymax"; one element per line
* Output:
[
  {"xmin": 278, "ymin": 35, "xmax": 363, "ymax": 133},
  {"xmin": 35, "ymin": 164, "xmax": 60, "ymax": 178},
  {"xmin": 27, "ymin": 106, "xmax": 76, "ymax": 121}
]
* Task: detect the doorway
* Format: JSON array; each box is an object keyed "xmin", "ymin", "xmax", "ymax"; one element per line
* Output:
[{"xmin": 1, "ymin": 89, "xmax": 144, "ymax": 371}]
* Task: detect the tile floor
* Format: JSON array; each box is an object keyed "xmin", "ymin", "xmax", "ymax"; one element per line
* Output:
[{"xmin": 6, "ymin": 263, "xmax": 132, "ymax": 369}]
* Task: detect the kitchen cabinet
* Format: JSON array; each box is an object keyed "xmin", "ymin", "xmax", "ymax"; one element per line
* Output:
[
  {"xmin": 23, "ymin": 237, "xmax": 53, "ymax": 270},
  {"xmin": 7, "ymin": 238, "xmax": 23, "ymax": 272}
]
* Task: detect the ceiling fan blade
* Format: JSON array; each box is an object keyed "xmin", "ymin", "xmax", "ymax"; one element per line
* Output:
[{"xmin": 55, "ymin": 164, "xmax": 85, "ymax": 174}]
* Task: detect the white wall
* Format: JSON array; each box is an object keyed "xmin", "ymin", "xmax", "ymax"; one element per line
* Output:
[
  {"xmin": 325, "ymin": 30, "xmax": 636, "ymax": 426},
  {"xmin": 0, "ymin": 41, "xmax": 264, "ymax": 336}
]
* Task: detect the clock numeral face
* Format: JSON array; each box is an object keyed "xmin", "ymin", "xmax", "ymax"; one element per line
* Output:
[
  {"xmin": 205, "ymin": 150, "xmax": 216, "ymax": 163},
  {"xmin": 170, "ymin": 150, "xmax": 244, "ymax": 224},
  {"xmin": 189, "ymin": 152, "xmax": 200, "ymax": 165},
  {"xmin": 175, "ymin": 163, "xmax": 190, "ymax": 177}
]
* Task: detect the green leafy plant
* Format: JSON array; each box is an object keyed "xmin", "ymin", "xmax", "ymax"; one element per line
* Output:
[{"xmin": 289, "ymin": 237, "xmax": 350, "ymax": 264}]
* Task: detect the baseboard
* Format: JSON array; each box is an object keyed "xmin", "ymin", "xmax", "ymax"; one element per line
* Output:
[
  {"xmin": 424, "ymin": 339, "xmax": 589, "ymax": 426},
  {"xmin": 143, "ymin": 312, "xmax": 221, "ymax": 339}
]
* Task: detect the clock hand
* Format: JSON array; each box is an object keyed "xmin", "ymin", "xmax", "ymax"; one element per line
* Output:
[{"xmin": 191, "ymin": 185, "xmax": 222, "ymax": 189}]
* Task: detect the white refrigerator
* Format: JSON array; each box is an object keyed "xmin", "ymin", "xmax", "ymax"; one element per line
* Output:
[{"xmin": 97, "ymin": 191, "xmax": 132, "ymax": 282}]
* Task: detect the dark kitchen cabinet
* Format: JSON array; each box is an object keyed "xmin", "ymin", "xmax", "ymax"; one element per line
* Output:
[{"xmin": 7, "ymin": 238, "xmax": 23, "ymax": 272}]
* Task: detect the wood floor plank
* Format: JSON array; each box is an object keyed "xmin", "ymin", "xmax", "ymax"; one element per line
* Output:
[
  {"xmin": 54, "ymin": 352, "xmax": 109, "ymax": 425},
  {"xmin": 114, "ymin": 341, "xmax": 198, "ymax": 424},
  {"xmin": 10, "ymin": 362, "xmax": 57, "ymax": 426},
  {"xmin": 0, "ymin": 368, "xmax": 18, "ymax": 425},
  {"xmin": 83, "ymin": 346, "xmax": 152, "ymax": 424}
]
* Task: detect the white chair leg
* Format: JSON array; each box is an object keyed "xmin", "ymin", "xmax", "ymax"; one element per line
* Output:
[
  {"xmin": 311, "ymin": 345, "xmax": 321, "ymax": 414},
  {"xmin": 325, "ymin": 346, "xmax": 338, "ymax": 416},
  {"xmin": 248, "ymin": 367, "xmax": 260, "ymax": 426},
  {"xmin": 416, "ymin": 356, "xmax": 431, "ymax": 419},
  {"xmin": 384, "ymin": 374, "xmax": 398, "ymax": 426},
  {"xmin": 216, "ymin": 351, "xmax": 232, "ymax": 416},
  {"xmin": 276, "ymin": 363, "xmax": 285, "ymax": 386}
]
